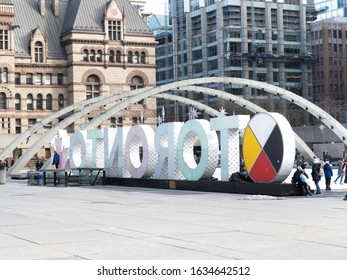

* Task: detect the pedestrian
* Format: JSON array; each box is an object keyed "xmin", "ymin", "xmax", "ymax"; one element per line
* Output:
[
  {"xmin": 299, "ymin": 167, "xmax": 313, "ymax": 196},
  {"xmin": 39, "ymin": 156, "xmax": 44, "ymax": 169},
  {"xmin": 323, "ymin": 160, "xmax": 333, "ymax": 191},
  {"xmin": 4, "ymin": 158, "xmax": 8, "ymax": 171},
  {"xmin": 311, "ymin": 158, "xmax": 322, "ymax": 195},
  {"xmin": 291, "ymin": 165, "xmax": 313, "ymax": 196},
  {"xmin": 52, "ymin": 151, "xmax": 60, "ymax": 169},
  {"xmin": 10, "ymin": 158, "xmax": 14, "ymax": 167},
  {"xmin": 334, "ymin": 159, "xmax": 345, "ymax": 185},
  {"xmin": 36, "ymin": 158, "xmax": 40, "ymax": 171},
  {"xmin": 343, "ymin": 163, "xmax": 347, "ymax": 185}
]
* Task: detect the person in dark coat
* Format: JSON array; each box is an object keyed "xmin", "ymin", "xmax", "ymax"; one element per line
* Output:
[
  {"xmin": 52, "ymin": 151, "xmax": 60, "ymax": 169},
  {"xmin": 36, "ymin": 159, "xmax": 40, "ymax": 171},
  {"xmin": 311, "ymin": 159, "xmax": 322, "ymax": 195},
  {"xmin": 323, "ymin": 160, "xmax": 333, "ymax": 191},
  {"xmin": 292, "ymin": 165, "xmax": 312, "ymax": 196}
]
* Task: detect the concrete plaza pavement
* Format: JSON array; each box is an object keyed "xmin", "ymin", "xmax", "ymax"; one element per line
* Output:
[{"xmin": 1, "ymin": 179, "xmax": 347, "ymax": 260}]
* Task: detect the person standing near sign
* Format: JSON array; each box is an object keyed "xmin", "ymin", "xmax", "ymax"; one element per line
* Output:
[
  {"xmin": 311, "ymin": 159, "xmax": 323, "ymax": 195},
  {"xmin": 52, "ymin": 151, "xmax": 60, "ymax": 169},
  {"xmin": 334, "ymin": 159, "xmax": 345, "ymax": 185},
  {"xmin": 323, "ymin": 160, "xmax": 333, "ymax": 191}
]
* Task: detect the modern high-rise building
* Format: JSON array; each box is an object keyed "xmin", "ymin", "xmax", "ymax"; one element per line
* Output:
[
  {"xmin": 0, "ymin": 0, "xmax": 157, "ymax": 161},
  {"xmin": 155, "ymin": 0, "xmax": 319, "ymax": 123},
  {"xmin": 311, "ymin": 16, "xmax": 347, "ymax": 122},
  {"xmin": 314, "ymin": 0, "xmax": 346, "ymax": 20},
  {"xmin": 129, "ymin": 0, "xmax": 147, "ymax": 13}
]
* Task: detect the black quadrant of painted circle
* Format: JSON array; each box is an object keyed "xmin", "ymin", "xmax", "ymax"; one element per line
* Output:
[{"xmin": 263, "ymin": 124, "xmax": 283, "ymax": 172}]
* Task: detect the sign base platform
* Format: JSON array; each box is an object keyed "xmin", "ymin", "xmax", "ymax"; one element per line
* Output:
[{"xmin": 104, "ymin": 177, "xmax": 302, "ymax": 197}]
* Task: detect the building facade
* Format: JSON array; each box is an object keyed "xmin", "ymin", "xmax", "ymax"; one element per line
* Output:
[
  {"xmin": 129, "ymin": 0, "xmax": 147, "ymax": 12},
  {"xmin": 155, "ymin": 0, "xmax": 318, "ymax": 123},
  {"xmin": 0, "ymin": 0, "xmax": 157, "ymax": 160},
  {"xmin": 311, "ymin": 17, "xmax": 347, "ymax": 122},
  {"xmin": 314, "ymin": 0, "xmax": 347, "ymax": 20}
]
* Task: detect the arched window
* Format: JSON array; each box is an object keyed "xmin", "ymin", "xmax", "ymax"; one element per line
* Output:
[
  {"xmin": 15, "ymin": 93, "xmax": 21, "ymax": 110},
  {"xmin": 128, "ymin": 51, "xmax": 133, "ymax": 63},
  {"xmin": 36, "ymin": 94, "xmax": 43, "ymax": 110},
  {"xmin": 130, "ymin": 75, "xmax": 144, "ymax": 90},
  {"xmin": 27, "ymin": 94, "xmax": 33, "ymax": 110},
  {"xmin": 141, "ymin": 52, "xmax": 146, "ymax": 64},
  {"xmin": 109, "ymin": 50, "xmax": 115, "ymax": 63},
  {"xmin": 1, "ymin": 67, "xmax": 8, "ymax": 83},
  {"xmin": 0, "ymin": 92, "xmax": 6, "ymax": 109},
  {"xmin": 58, "ymin": 94, "xmax": 64, "ymax": 109},
  {"xmin": 86, "ymin": 75, "xmax": 100, "ymax": 99},
  {"xmin": 34, "ymin": 41, "xmax": 43, "ymax": 63},
  {"xmin": 83, "ymin": 49, "xmax": 89, "ymax": 62},
  {"xmin": 46, "ymin": 94, "xmax": 52, "ymax": 110},
  {"xmin": 96, "ymin": 50, "xmax": 102, "ymax": 62},
  {"xmin": 134, "ymin": 51, "xmax": 139, "ymax": 64},
  {"xmin": 90, "ymin": 50, "xmax": 96, "ymax": 62},
  {"xmin": 116, "ymin": 51, "xmax": 121, "ymax": 63}
]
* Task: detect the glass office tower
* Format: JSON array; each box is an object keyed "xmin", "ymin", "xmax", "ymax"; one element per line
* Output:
[{"xmin": 156, "ymin": 0, "xmax": 319, "ymax": 124}]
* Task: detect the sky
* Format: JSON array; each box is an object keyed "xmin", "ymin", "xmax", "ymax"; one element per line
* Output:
[{"xmin": 144, "ymin": 0, "xmax": 166, "ymax": 15}]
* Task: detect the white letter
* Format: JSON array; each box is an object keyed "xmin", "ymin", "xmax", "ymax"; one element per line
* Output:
[
  {"xmin": 125, "ymin": 125, "xmax": 157, "ymax": 178},
  {"xmin": 210, "ymin": 115, "xmax": 250, "ymax": 181},
  {"xmin": 177, "ymin": 119, "xmax": 219, "ymax": 180},
  {"xmin": 153, "ymin": 122, "xmax": 184, "ymax": 179}
]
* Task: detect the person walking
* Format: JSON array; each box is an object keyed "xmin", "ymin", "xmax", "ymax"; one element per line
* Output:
[
  {"xmin": 334, "ymin": 159, "xmax": 345, "ymax": 185},
  {"xmin": 52, "ymin": 151, "xmax": 60, "ymax": 169},
  {"xmin": 311, "ymin": 159, "xmax": 322, "ymax": 195},
  {"xmin": 323, "ymin": 160, "xmax": 333, "ymax": 191}
]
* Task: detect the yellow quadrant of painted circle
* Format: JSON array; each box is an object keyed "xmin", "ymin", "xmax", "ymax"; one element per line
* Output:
[{"xmin": 243, "ymin": 126, "xmax": 262, "ymax": 171}]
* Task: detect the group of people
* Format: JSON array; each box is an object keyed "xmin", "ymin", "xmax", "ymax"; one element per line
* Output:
[
  {"xmin": 292, "ymin": 158, "xmax": 335, "ymax": 196},
  {"xmin": 0, "ymin": 158, "xmax": 15, "ymax": 171},
  {"xmin": 35, "ymin": 157, "xmax": 45, "ymax": 171}
]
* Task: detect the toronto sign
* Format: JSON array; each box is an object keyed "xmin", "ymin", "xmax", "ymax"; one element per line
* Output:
[{"xmin": 62, "ymin": 113, "xmax": 295, "ymax": 183}]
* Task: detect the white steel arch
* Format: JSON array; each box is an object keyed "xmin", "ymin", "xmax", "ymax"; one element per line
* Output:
[
  {"xmin": 84, "ymin": 77, "xmax": 347, "ymax": 146},
  {"xmin": 0, "ymin": 88, "xmax": 152, "ymax": 162},
  {"xmin": 8, "ymin": 77, "xmax": 344, "ymax": 175}
]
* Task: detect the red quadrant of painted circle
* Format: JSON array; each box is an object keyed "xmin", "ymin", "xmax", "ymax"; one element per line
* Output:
[{"xmin": 249, "ymin": 150, "xmax": 277, "ymax": 182}]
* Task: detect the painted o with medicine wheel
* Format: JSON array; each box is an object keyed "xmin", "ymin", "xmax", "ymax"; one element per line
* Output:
[{"xmin": 242, "ymin": 112, "xmax": 296, "ymax": 183}]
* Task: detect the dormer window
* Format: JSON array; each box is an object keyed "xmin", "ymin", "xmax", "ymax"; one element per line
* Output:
[
  {"xmin": 0, "ymin": 30, "xmax": 8, "ymax": 50},
  {"xmin": 108, "ymin": 20, "xmax": 122, "ymax": 40},
  {"xmin": 30, "ymin": 27, "xmax": 47, "ymax": 63},
  {"xmin": 34, "ymin": 41, "xmax": 43, "ymax": 63}
]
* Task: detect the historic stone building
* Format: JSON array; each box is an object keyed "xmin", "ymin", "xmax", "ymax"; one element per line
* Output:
[{"xmin": 0, "ymin": 0, "xmax": 157, "ymax": 160}]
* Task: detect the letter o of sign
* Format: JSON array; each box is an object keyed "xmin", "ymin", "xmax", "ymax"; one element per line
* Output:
[
  {"xmin": 242, "ymin": 112, "xmax": 295, "ymax": 183},
  {"xmin": 125, "ymin": 125, "xmax": 157, "ymax": 178},
  {"xmin": 177, "ymin": 119, "xmax": 219, "ymax": 180}
]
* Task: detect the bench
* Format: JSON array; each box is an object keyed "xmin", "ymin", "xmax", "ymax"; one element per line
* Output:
[{"xmin": 42, "ymin": 168, "xmax": 105, "ymax": 187}]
